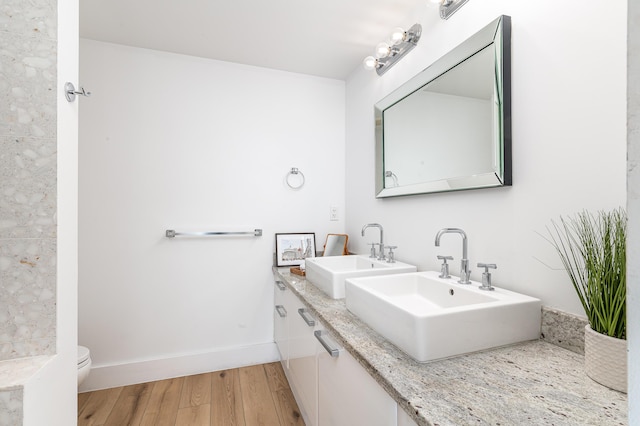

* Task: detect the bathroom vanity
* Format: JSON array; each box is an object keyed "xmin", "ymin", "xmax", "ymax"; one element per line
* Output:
[
  {"xmin": 273, "ymin": 267, "xmax": 627, "ymax": 426},
  {"xmin": 274, "ymin": 273, "xmax": 403, "ymax": 426}
]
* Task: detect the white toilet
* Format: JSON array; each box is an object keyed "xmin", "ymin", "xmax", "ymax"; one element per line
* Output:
[{"xmin": 78, "ymin": 345, "xmax": 92, "ymax": 386}]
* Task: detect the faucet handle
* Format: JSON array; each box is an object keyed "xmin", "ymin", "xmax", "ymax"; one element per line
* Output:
[
  {"xmin": 437, "ymin": 255, "xmax": 453, "ymax": 278},
  {"xmin": 367, "ymin": 243, "xmax": 377, "ymax": 258},
  {"xmin": 385, "ymin": 246, "xmax": 397, "ymax": 263},
  {"xmin": 477, "ymin": 263, "xmax": 497, "ymax": 271},
  {"xmin": 477, "ymin": 263, "xmax": 496, "ymax": 291}
]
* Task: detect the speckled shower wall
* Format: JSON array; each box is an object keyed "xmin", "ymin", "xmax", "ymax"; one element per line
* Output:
[{"xmin": 0, "ymin": 0, "xmax": 58, "ymax": 360}]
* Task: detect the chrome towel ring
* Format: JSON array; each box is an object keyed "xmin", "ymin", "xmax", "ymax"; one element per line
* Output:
[{"xmin": 286, "ymin": 167, "xmax": 305, "ymax": 189}]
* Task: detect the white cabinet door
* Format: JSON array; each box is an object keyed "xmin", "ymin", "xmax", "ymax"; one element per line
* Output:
[
  {"xmin": 317, "ymin": 331, "xmax": 397, "ymax": 426},
  {"xmin": 288, "ymin": 295, "xmax": 319, "ymax": 426},
  {"xmin": 274, "ymin": 278, "xmax": 289, "ymax": 369},
  {"xmin": 275, "ymin": 272, "xmax": 401, "ymax": 426}
]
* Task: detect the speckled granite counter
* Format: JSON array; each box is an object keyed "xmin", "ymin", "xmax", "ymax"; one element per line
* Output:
[
  {"xmin": 274, "ymin": 268, "xmax": 627, "ymax": 426},
  {"xmin": 0, "ymin": 355, "xmax": 53, "ymax": 425}
]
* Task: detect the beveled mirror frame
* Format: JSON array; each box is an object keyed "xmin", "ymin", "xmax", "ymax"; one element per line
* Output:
[{"xmin": 375, "ymin": 15, "xmax": 511, "ymax": 198}]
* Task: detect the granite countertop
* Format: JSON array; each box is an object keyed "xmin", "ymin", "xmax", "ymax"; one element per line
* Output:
[
  {"xmin": 274, "ymin": 268, "xmax": 628, "ymax": 426},
  {"xmin": 0, "ymin": 355, "xmax": 53, "ymax": 391}
]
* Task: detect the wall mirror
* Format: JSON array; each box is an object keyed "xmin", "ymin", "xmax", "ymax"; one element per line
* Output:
[
  {"xmin": 323, "ymin": 234, "xmax": 349, "ymax": 256},
  {"xmin": 375, "ymin": 15, "xmax": 511, "ymax": 198}
]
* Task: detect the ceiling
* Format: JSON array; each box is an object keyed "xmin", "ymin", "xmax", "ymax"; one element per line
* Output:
[{"xmin": 80, "ymin": 0, "xmax": 427, "ymax": 80}]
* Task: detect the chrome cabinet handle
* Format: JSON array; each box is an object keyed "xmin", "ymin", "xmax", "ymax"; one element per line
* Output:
[
  {"xmin": 314, "ymin": 330, "xmax": 340, "ymax": 357},
  {"xmin": 298, "ymin": 308, "xmax": 315, "ymax": 327},
  {"xmin": 275, "ymin": 305, "xmax": 287, "ymax": 318},
  {"xmin": 275, "ymin": 280, "xmax": 286, "ymax": 291}
]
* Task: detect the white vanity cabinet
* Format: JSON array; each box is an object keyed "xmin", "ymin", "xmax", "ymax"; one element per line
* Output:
[
  {"xmin": 288, "ymin": 299, "xmax": 319, "ymax": 426},
  {"xmin": 274, "ymin": 279, "xmax": 289, "ymax": 369},
  {"xmin": 274, "ymin": 277, "xmax": 318, "ymax": 425},
  {"xmin": 274, "ymin": 271, "xmax": 412, "ymax": 426}
]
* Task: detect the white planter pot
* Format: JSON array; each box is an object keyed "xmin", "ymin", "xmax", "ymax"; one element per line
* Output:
[{"xmin": 584, "ymin": 325, "xmax": 627, "ymax": 393}]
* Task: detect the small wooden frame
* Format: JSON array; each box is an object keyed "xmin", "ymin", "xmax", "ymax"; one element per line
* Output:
[{"xmin": 323, "ymin": 234, "xmax": 349, "ymax": 256}]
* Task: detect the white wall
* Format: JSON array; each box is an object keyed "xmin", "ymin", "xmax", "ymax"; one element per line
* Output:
[
  {"xmin": 627, "ymin": 0, "xmax": 639, "ymax": 419},
  {"xmin": 345, "ymin": 1, "xmax": 626, "ymax": 315},
  {"xmin": 79, "ymin": 40, "xmax": 345, "ymax": 388}
]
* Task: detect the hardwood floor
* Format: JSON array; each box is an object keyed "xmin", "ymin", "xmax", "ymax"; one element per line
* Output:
[{"xmin": 78, "ymin": 362, "xmax": 304, "ymax": 426}]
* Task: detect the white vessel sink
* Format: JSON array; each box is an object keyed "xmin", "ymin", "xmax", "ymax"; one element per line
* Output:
[
  {"xmin": 304, "ymin": 255, "xmax": 416, "ymax": 299},
  {"xmin": 345, "ymin": 271, "xmax": 541, "ymax": 362}
]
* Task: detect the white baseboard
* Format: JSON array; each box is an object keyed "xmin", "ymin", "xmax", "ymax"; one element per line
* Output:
[{"xmin": 79, "ymin": 342, "xmax": 280, "ymax": 392}]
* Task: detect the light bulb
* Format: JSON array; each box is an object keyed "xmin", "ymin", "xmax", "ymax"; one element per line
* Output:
[
  {"xmin": 375, "ymin": 42, "xmax": 391, "ymax": 59},
  {"xmin": 362, "ymin": 56, "xmax": 378, "ymax": 71},
  {"xmin": 390, "ymin": 27, "xmax": 406, "ymax": 45}
]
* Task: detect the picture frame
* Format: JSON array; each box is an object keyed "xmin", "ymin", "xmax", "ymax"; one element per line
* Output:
[{"xmin": 275, "ymin": 233, "xmax": 316, "ymax": 267}]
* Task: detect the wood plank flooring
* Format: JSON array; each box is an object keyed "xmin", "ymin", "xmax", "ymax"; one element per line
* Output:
[{"xmin": 78, "ymin": 362, "xmax": 304, "ymax": 426}]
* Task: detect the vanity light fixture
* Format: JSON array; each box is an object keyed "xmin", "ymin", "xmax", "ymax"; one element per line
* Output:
[
  {"xmin": 362, "ymin": 23, "xmax": 422, "ymax": 76},
  {"xmin": 435, "ymin": 0, "xmax": 471, "ymax": 20}
]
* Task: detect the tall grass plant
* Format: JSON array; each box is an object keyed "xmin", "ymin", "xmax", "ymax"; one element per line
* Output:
[{"xmin": 547, "ymin": 208, "xmax": 626, "ymax": 340}]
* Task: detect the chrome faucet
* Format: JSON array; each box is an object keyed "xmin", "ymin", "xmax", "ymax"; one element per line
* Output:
[
  {"xmin": 362, "ymin": 223, "xmax": 385, "ymax": 261},
  {"xmin": 434, "ymin": 228, "xmax": 471, "ymax": 284}
]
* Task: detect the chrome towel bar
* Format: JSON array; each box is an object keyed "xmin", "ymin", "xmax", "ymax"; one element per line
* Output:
[{"xmin": 165, "ymin": 229, "xmax": 263, "ymax": 238}]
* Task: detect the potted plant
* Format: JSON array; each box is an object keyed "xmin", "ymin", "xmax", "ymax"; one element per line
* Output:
[{"xmin": 547, "ymin": 208, "xmax": 627, "ymax": 393}]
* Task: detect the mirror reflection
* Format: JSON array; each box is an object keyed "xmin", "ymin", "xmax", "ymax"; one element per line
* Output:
[
  {"xmin": 384, "ymin": 46, "xmax": 495, "ymax": 187},
  {"xmin": 375, "ymin": 15, "xmax": 511, "ymax": 197},
  {"xmin": 323, "ymin": 234, "xmax": 349, "ymax": 256}
]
